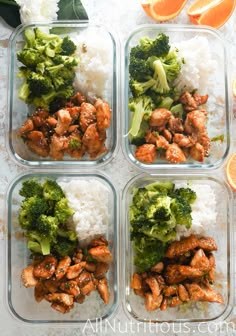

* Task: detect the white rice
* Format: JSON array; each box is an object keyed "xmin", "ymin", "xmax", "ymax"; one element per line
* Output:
[
  {"xmin": 173, "ymin": 36, "xmax": 217, "ymax": 94},
  {"xmin": 72, "ymin": 27, "xmax": 113, "ymax": 101},
  {"xmin": 58, "ymin": 179, "xmax": 109, "ymax": 247},
  {"xmin": 175, "ymin": 184, "xmax": 217, "ymax": 240}
]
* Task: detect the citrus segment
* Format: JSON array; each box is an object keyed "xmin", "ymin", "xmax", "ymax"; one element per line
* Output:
[
  {"xmin": 187, "ymin": 0, "xmax": 224, "ymax": 16},
  {"xmin": 149, "ymin": 0, "xmax": 188, "ymax": 21},
  {"xmin": 226, "ymin": 153, "xmax": 236, "ymax": 191},
  {"xmin": 141, "ymin": 0, "xmax": 153, "ymax": 18}
]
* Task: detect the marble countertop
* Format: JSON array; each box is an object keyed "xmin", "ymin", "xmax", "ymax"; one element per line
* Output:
[{"xmin": 0, "ymin": 1, "xmax": 236, "ymax": 335}]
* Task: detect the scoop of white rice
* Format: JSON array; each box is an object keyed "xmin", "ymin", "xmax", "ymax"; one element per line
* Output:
[
  {"xmin": 176, "ymin": 184, "xmax": 217, "ymax": 240},
  {"xmin": 173, "ymin": 36, "xmax": 217, "ymax": 94},
  {"xmin": 58, "ymin": 179, "xmax": 109, "ymax": 247},
  {"xmin": 72, "ymin": 27, "xmax": 113, "ymax": 101}
]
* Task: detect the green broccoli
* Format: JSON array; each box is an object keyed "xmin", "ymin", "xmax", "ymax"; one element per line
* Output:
[
  {"xmin": 17, "ymin": 49, "xmax": 45, "ymax": 68},
  {"xmin": 129, "ymin": 78, "xmax": 157, "ymax": 97},
  {"xmin": 174, "ymin": 187, "xmax": 197, "ymax": 204},
  {"xmin": 54, "ymin": 197, "xmax": 74, "ymax": 224},
  {"xmin": 145, "ymin": 181, "xmax": 175, "ymax": 194},
  {"xmin": 18, "ymin": 196, "xmax": 48, "ymax": 229},
  {"xmin": 27, "ymin": 72, "xmax": 53, "ymax": 97},
  {"xmin": 53, "ymin": 55, "xmax": 78, "ymax": 68},
  {"xmin": 36, "ymin": 214, "xmax": 59, "ymax": 237},
  {"xmin": 129, "ymin": 57, "xmax": 152, "ymax": 82},
  {"xmin": 57, "ymin": 228, "xmax": 77, "ymax": 241},
  {"xmin": 170, "ymin": 196, "xmax": 193, "ymax": 228},
  {"xmin": 128, "ymin": 95, "xmax": 154, "ymax": 137},
  {"xmin": 146, "ymin": 195, "xmax": 172, "ymax": 221},
  {"xmin": 61, "ymin": 36, "xmax": 77, "ymax": 55},
  {"xmin": 42, "ymin": 179, "xmax": 64, "ymax": 201},
  {"xmin": 53, "ymin": 236, "xmax": 77, "ymax": 257},
  {"xmin": 130, "ymin": 119, "xmax": 149, "ymax": 146},
  {"xmin": 26, "ymin": 230, "xmax": 51, "ymax": 255},
  {"xmin": 19, "ymin": 178, "xmax": 43, "ymax": 198},
  {"xmin": 69, "ymin": 137, "xmax": 82, "ymax": 149}
]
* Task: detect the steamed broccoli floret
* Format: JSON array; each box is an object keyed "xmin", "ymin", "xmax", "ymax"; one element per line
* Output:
[
  {"xmin": 54, "ymin": 198, "xmax": 74, "ymax": 224},
  {"xmin": 170, "ymin": 196, "xmax": 192, "ymax": 228},
  {"xmin": 19, "ymin": 178, "xmax": 43, "ymax": 198},
  {"xmin": 26, "ymin": 230, "xmax": 51, "ymax": 255},
  {"xmin": 53, "ymin": 55, "xmax": 78, "ymax": 68},
  {"xmin": 61, "ymin": 36, "xmax": 77, "ymax": 55},
  {"xmin": 42, "ymin": 179, "xmax": 64, "ymax": 201},
  {"xmin": 129, "ymin": 57, "xmax": 152, "ymax": 82},
  {"xmin": 53, "ymin": 236, "xmax": 77, "ymax": 257},
  {"xmin": 17, "ymin": 49, "xmax": 45, "ymax": 68},
  {"xmin": 174, "ymin": 187, "xmax": 197, "ymax": 204},
  {"xmin": 145, "ymin": 181, "xmax": 175, "ymax": 194},
  {"xmin": 57, "ymin": 228, "xmax": 77, "ymax": 241},
  {"xmin": 18, "ymin": 196, "xmax": 48, "ymax": 229},
  {"xmin": 36, "ymin": 214, "xmax": 59, "ymax": 238},
  {"xmin": 130, "ymin": 119, "xmax": 149, "ymax": 146},
  {"xmin": 129, "ymin": 78, "xmax": 156, "ymax": 97},
  {"xmin": 146, "ymin": 195, "xmax": 172, "ymax": 221},
  {"xmin": 27, "ymin": 72, "xmax": 53, "ymax": 96},
  {"xmin": 128, "ymin": 95, "xmax": 154, "ymax": 137}
]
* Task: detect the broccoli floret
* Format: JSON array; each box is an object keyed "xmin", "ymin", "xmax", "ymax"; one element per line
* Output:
[
  {"xmin": 145, "ymin": 181, "xmax": 175, "ymax": 194},
  {"xmin": 19, "ymin": 178, "xmax": 43, "ymax": 198},
  {"xmin": 170, "ymin": 196, "xmax": 192, "ymax": 228},
  {"xmin": 174, "ymin": 187, "xmax": 197, "ymax": 204},
  {"xmin": 129, "ymin": 78, "xmax": 157, "ymax": 97},
  {"xmin": 17, "ymin": 49, "xmax": 45, "ymax": 68},
  {"xmin": 36, "ymin": 214, "xmax": 59, "ymax": 238},
  {"xmin": 69, "ymin": 137, "xmax": 82, "ymax": 149},
  {"xmin": 26, "ymin": 230, "xmax": 51, "ymax": 255},
  {"xmin": 30, "ymin": 86, "xmax": 74, "ymax": 109},
  {"xmin": 53, "ymin": 55, "xmax": 78, "ymax": 68},
  {"xmin": 130, "ymin": 119, "xmax": 149, "ymax": 146},
  {"xmin": 53, "ymin": 236, "xmax": 77, "ymax": 257},
  {"xmin": 54, "ymin": 198, "xmax": 74, "ymax": 224},
  {"xmin": 129, "ymin": 57, "xmax": 152, "ymax": 82},
  {"xmin": 42, "ymin": 179, "xmax": 64, "ymax": 201},
  {"xmin": 18, "ymin": 196, "xmax": 48, "ymax": 229},
  {"xmin": 61, "ymin": 36, "xmax": 77, "ymax": 55},
  {"xmin": 128, "ymin": 95, "xmax": 154, "ymax": 137},
  {"xmin": 146, "ymin": 196, "xmax": 172, "ymax": 221},
  {"xmin": 27, "ymin": 72, "xmax": 53, "ymax": 97},
  {"xmin": 24, "ymin": 28, "xmax": 36, "ymax": 48},
  {"xmin": 57, "ymin": 228, "xmax": 77, "ymax": 241}
]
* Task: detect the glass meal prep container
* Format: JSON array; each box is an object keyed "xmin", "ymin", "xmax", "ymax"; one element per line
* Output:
[
  {"xmin": 122, "ymin": 173, "xmax": 234, "ymax": 324},
  {"xmin": 123, "ymin": 25, "xmax": 231, "ymax": 171},
  {"xmin": 6, "ymin": 172, "xmax": 119, "ymax": 324},
  {"xmin": 7, "ymin": 21, "xmax": 119, "ymax": 167}
]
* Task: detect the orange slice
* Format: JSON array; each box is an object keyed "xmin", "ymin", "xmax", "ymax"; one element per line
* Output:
[
  {"xmin": 188, "ymin": 0, "xmax": 236, "ymax": 28},
  {"xmin": 147, "ymin": 0, "xmax": 188, "ymax": 21},
  {"xmin": 188, "ymin": 0, "xmax": 224, "ymax": 16},
  {"xmin": 141, "ymin": 0, "xmax": 153, "ymax": 18},
  {"xmin": 225, "ymin": 153, "xmax": 236, "ymax": 191}
]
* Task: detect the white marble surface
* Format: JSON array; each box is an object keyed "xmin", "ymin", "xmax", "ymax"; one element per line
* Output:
[{"xmin": 0, "ymin": 1, "xmax": 236, "ymax": 335}]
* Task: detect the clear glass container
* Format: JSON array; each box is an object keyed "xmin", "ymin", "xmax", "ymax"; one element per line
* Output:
[
  {"xmin": 6, "ymin": 171, "xmax": 119, "ymax": 324},
  {"xmin": 7, "ymin": 21, "xmax": 119, "ymax": 167},
  {"xmin": 122, "ymin": 25, "xmax": 231, "ymax": 171},
  {"xmin": 122, "ymin": 173, "xmax": 234, "ymax": 323}
]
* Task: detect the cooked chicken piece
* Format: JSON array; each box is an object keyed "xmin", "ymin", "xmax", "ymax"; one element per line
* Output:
[
  {"xmin": 31, "ymin": 108, "xmax": 49, "ymax": 127},
  {"xmin": 151, "ymin": 261, "xmax": 164, "ymax": 273},
  {"xmin": 89, "ymin": 236, "xmax": 108, "ymax": 247},
  {"xmin": 160, "ymin": 296, "xmax": 168, "ymax": 311},
  {"xmin": 60, "ymin": 280, "xmax": 80, "ymax": 297},
  {"xmin": 198, "ymin": 236, "xmax": 218, "ymax": 252},
  {"xmin": 71, "ymin": 92, "xmax": 87, "ymax": 105},
  {"xmin": 149, "ymin": 108, "xmax": 172, "ymax": 131},
  {"xmin": 184, "ymin": 109, "xmax": 207, "ymax": 134},
  {"xmin": 162, "ymin": 129, "xmax": 172, "ymax": 143},
  {"xmin": 26, "ymin": 130, "xmax": 49, "ymax": 157},
  {"xmin": 168, "ymin": 296, "xmax": 182, "ymax": 307},
  {"xmin": 79, "ymin": 102, "xmax": 96, "ymax": 132},
  {"xmin": 179, "ymin": 91, "xmax": 198, "ymax": 111},
  {"xmin": 193, "ymin": 92, "xmax": 208, "ymax": 106},
  {"xmin": 208, "ymin": 254, "xmax": 216, "ymax": 281},
  {"xmin": 55, "ymin": 109, "xmax": 72, "ymax": 135},
  {"xmin": 167, "ymin": 117, "xmax": 184, "ymax": 133},
  {"xmin": 155, "ymin": 275, "xmax": 166, "ymax": 291},
  {"xmin": 95, "ymin": 98, "xmax": 111, "ymax": 130},
  {"xmin": 173, "ymin": 133, "xmax": 197, "ymax": 148},
  {"xmin": 75, "ymin": 294, "xmax": 86, "ymax": 304},
  {"xmin": 145, "ymin": 130, "xmax": 159, "ymax": 144},
  {"xmin": 76, "ymin": 271, "xmax": 92, "ymax": 288},
  {"xmin": 178, "ymin": 284, "xmax": 190, "ymax": 302},
  {"xmin": 197, "ymin": 130, "xmax": 210, "ymax": 155},
  {"xmin": 145, "ymin": 293, "xmax": 163, "ymax": 311},
  {"xmin": 18, "ymin": 118, "xmax": 34, "ymax": 135},
  {"xmin": 72, "ymin": 248, "xmax": 83, "ymax": 264},
  {"xmin": 82, "ymin": 123, "xmax": 107, "ymax": 158},
  {"xmin": 34, "ymin": 282, "xmax": 48, "ymax": 302},
  {"xmin": 156, "ymin": 135, "xmax": 169, "ymax": 150},
  {"xmin": 51, "ymin": 302, "xmax": 72, "ymax": 314},
  {"xmin": 84, "ymin": 262, "xmax": 97, "ymax": 273},
  {"xmin": 185, "ymin": 283, "xmax": 224, "ymax": 303},
  {"xmin": 190, "ymin": 249, "xmax": 210, "ymax": 271},
  {"xmin": 55, "ymin": 256, "xmax": 71, "ymax": 280},
  {"xmin": 80, "ymin": 280, "xmax": 96, "ymax": 296},
  {"xmin": 166, "ymin": 234, "xmax": 199, "ymax": 258},
  {"xmin": 190, "ymin": 143, "xmax": 205, "ymax": 162},
  {"xmin": 134, "ymin": 288, "xmax": 146, "ymax": 297},
  {"xmin": 45, "ymin": 293, "xmax": 74, "ymax": 307},
  {"xmin": 163, "ymin": 285, "xmax": 178, "ymax": 297},
  {"xmin": 66, "ymin": 106, "xmax": 81, "ymax": 120},
  {"xmin": 145, "ymin": 277, "xmax": 161, "ymax": 298},
  {"xmin": 66, "ymin": 261, "xmax": 86, "ymax": 279},
  {"xmin": 33, "ymin": 256, "xmax": 57, "ymax": 280},
  {"xmin": 21, "ymin": 265, "xmax": 38, "ymax": 288},
  {"xmin": 68, "ymin": 125, "xmax": 79, "ymax": 133},
  {"xmin": 94, "ymin": 262, "xmax": 109, "ymax": 279},
  {"xmin": 165, "ymin": 143, "xmax": 186, "ymax": 163},
  {"xmin": 88, "ymin": 245, "xmax": 112, "ymax": 263},
  {"xmin": 46, "ymin": 116, "xmax": 58, "ymax": 128},
  {"xmin": 135, "ymin": 144, "xmax": 157, "ymax": 163},
  {"xmin": 49, "ymin": 134, "xmax": 69, "ymax": 160},
  {"xmin": 43, "ymin": 279, "xmax": 61, "ymax": 293},
  {"xmin": 97, "ymin": 277, "xmax": 110, "ymax": 304},
  {"xmin": 165, "ymin": 265, "xmax": 204, "ymax": 284},
  {"xmin": 67, "ymin": 132, "xmax": 84, "ymax": 159}
]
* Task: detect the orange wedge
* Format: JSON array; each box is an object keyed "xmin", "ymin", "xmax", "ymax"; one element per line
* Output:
[
  {"xmin": 141, "ymin": 0, "xmax": 188, "ymax": 21},
  {"xmin": 225, "ymin": 153, "xmax": 236, "ymax": 191},
  {"xmin": 188, "ymin": 0, "xmax": 224, "ymax": 16},
  {"xmin": 188, "ymin": 0, "xmax": 236, "ymax": 28}
]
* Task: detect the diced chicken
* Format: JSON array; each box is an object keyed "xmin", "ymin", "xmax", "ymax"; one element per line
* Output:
[
  {"xmin": 165, "ymin": 143, "xmax": 186, "ymax": 163},
  {"xmin": 149, "ymin": 108, "xmax": 172, "ymax": 131},
  {"xmin": 88, "ymin": 245, "xmax": 112, "ymax": 263},
  {"xmin": 145, "ymin": 293, "xmax": 163, "ymax": 311},
  {"xmin": 66, "ymin": 262, "xmax": 86, "ymax": 279},
  {"xmin": 55, "ymin": 109, "xmax": 72, "ymax": 135},
  {"xmin": 33, "ymin": 256, "xmax": 57, "ymax": 280},
  {"xmin": 21, "ymin": 265, "xmax": 38, "ymax": 288},
  {"xmin": 94, "ymin": 98, "xmax": 111, "ymax": 130},
  {"xmin": 79, "ymin": 102, "xmax": 96, "ymax": 132},
  {"xmin": 190, "ymin": 249, "xmax": 210, "ymax": 271},
  {"xmin": 165, "ymin": 264, "xmax": 204, "ymax": 285},
  {"xmin": 55, "ymin": 256, "xmax": 71, "ymax": 280},
  {"xmin": 166, "ymin": 234, "xmax": 199, "ymax": 258},
  {"xmin": 167, "ymin": 117, "xmax": 184, "ymax": 133},
  {"xmin": 135, "ymin": 144, "xmax": 157, "ymax": 163},
  {"xmin": 97, "ymin": 277, "xmax": 110, "ymax": 304}
]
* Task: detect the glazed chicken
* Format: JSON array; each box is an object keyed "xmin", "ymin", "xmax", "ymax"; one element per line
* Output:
[
  {"xmin": 131, "ymin": 235, "xmax": 223, "ymax": 312},
  {"xmin": 18, "ymin": 91, "xmax": 111, "ymax": 160},
  {"xmin": 21, "ymin": 236, "xmax": 112, "ymax": 314},
  {"xmin": 133, "ymin": 90, "xmax": 210, "ymax": 164}
]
